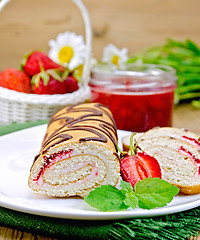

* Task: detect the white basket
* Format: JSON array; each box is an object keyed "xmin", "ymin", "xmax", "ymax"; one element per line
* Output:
[{"xmin": 0, "ymin": 0, "xmax": 92, "ymax": 125}]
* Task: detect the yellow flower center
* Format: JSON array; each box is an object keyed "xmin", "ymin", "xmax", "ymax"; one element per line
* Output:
[
  {"xmin": 58, "ymin": 46, "xmax": 74, "ymax": 63},
  {"xmin": 73, "ymin": 64, "xmax": 83, "ymax": 81},
  {"xmin": 111, "ymin": 55, "xmax": 119, "ymax": 65},
  {"xmin": 76, "ymin": 64, "xmax": 83, "ymax": 77}
]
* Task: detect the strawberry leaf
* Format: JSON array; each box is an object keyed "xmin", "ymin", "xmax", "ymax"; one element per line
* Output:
[
  {"xmin": 135, "ymin": 177, "xmax": 180, "ymax": 209},
  {"xmin": 62, "ymin": 68, "xmax": 70, "ymax": 79},
  {"xmin": 20, "ymin": 50, "xmax": 34, "ymax": 70},
  {"xmin": 31, "ymin": 74, "xmax": 41, "ymax": 87},
  {"xmin": 40, "ymin": 71, "xmax": 50, "ymax": 86},
  {"xmin": 84, "ymin": 185, "xmax": 129, "ymax": 211},
  {"xmin": 47, "ymin": 69, "xmax": 63, "ymax": 82}
]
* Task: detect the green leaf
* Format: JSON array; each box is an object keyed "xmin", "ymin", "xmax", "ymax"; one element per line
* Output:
[
  {"xmin": 127, "ymin": 38, "xmax": 200, "ymax": 104},
  {"xmin": 62, "ymin": 68, "xmax": 70, "ymax": 79},
  {"xmin": 185, "ymin": 39, "xmax": 200, "ymax": 54},
  {"xmin": 124, "ymin": 192, "xmax": 138, "ymax": 209},
  {"xmin": 31, "ymin": 74, "xmax": 41, "ymax": 87},
  {"xmin": 135, "ymin": 178, "xmax": 180, "ymax": 209},
  {"xmin": 166, "ymin": 38, "xmax": 185, "ymax": 48},
  {"xmin": 120, "ymin": 180, "xmax": 138, "ymax": 209},
  {"xmin": 40, "ymin": 71, "xmax": 50, "ymax": 86},
  {"xmin": 47, "ymin": 69, "xmax": 63, "ymax": 82},
  {"xmin": 120, "ymin": 180, "xmax": 133, "ymax": 195},
  {"xmin": 84, "ymin": 185, "xmax": 129, "ymax": 211},
  {"xmin": 20, "ymin": 50, "xmax": 34, "ymax": 70}
]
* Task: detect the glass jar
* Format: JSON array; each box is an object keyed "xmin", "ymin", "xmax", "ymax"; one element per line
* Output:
[{"xmin": 89, "ymin": 63, "xmax": 177, "ymax": 132}]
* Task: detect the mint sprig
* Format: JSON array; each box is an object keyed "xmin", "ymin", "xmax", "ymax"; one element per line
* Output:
[
  {"xmin": 84, "ymin": 178, "xmax": 179, "ymax": 211},
  {"xmin": 84, "ymin": 185, "xmax": 129, "ymax": 211},
  {"xmin": 135, "ymin": 178, "xmax": 180, "ymax": 209}
]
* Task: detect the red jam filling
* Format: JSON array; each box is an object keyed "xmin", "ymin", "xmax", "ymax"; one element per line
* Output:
[
  {"xmin": 33, "ymin": 149, "xmax": 73, "ymax": 182},
  {"xmin": 90, "ymin": 85, "xmax": 174, "ymax": 132},
  {"xmin": 182, "ymin": 136, "xmax": 200, "ymax": 150},
  {"xmin": 178, "ymin": 146, "xmax": 200, "ymax": 175}
]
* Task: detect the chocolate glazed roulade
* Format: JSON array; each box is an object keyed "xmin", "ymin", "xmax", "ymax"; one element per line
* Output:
[{"xmin": 28, "ymin": 103, "xmax": 120, "ymax": 197}]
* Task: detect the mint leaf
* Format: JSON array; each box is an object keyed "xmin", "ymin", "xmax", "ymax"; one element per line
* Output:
[
  {"xmin": 84, "ymin": 178, "xmax": 180, "ymax": 212},
  {"xmin": 124, "ymin": 192, "xmax": 138, "ymax": 209},
  {"xmin": 120, "ymin": 180, "xmax": 138, "ymax": 209},
  {"xmin": 84, "ymin": 185, "xmax": 129, "ymax": 211},
  {"xmin": 120, "ymin": 180, "xmax": 133, "ymax": 195},
  {"xmin": 135, "ymin": 178, "xmax": 180, "ymax": 209}
]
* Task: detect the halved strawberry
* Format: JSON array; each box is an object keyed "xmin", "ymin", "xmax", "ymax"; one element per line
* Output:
[
  {"xmin": 21, "ymin": 51, "xmax": 64, "ymax": 76},
  {"xmin": 120, "ymin": 134, "xmax": 162, "ymax": 187}
]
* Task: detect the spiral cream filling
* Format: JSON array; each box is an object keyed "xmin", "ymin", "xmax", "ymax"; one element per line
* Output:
[{"xmin": 29, "ymin": 142, "xmax": 120, "ymax": 197}]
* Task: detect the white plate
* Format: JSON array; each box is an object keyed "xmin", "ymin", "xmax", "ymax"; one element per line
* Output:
[{"xmin": 0, "ymin": 125, "xmax": 200, "ymax": 220}]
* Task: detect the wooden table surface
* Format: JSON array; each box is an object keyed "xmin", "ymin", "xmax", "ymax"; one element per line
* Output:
[
  {"xmin": 0, "ymin": 103, "xmax": 199, "ymax": 239},
  {"xmin": 1, "ymin": 0, "xmax": 200, "ymax": 71}
]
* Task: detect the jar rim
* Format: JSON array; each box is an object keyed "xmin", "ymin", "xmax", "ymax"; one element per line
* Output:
[
  {"xmin": 90, "ymin": 62, "xmax": 177, "ymax": 92},
  {"xmin": 91, "ymin": 62, "xmax": 176, "ymax": 78}
]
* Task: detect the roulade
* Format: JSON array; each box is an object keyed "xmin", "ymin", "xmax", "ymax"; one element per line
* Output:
[
  {"xmin": 122, "ymin": 127, "xmax": 200, "ymax": 194},
  {"xmin": 28, "ymin": 103, "xmax": 120, "ymax": 197}
]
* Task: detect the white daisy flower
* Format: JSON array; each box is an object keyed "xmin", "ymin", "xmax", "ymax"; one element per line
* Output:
[
  {"xmin": 102, "ymin": 43, "xmax": 128, "ymax": 66},
  {"xmin": 48, "ymin": 31, "xmax": 86, "ymax": 70}
]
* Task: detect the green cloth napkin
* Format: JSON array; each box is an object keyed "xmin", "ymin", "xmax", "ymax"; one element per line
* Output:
[{"xmin": 0, "ymin": 121, "xmax": 200, "ymax": 240}]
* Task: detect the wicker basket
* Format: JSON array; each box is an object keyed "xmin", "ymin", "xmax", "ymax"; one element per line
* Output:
[{"xmin": 0, "ymin": 0, "xmax": 92, "ymax": 125}]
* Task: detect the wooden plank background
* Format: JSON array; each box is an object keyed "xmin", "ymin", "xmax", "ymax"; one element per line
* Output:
[{"xmin": 0, "ymin": 0, "xmax": 200, "ymax": 71}]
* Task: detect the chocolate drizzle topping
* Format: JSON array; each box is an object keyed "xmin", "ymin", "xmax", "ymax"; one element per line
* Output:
[{"xmin": 40, "ymin": 103, "xmax": 118, "ymax": 155}]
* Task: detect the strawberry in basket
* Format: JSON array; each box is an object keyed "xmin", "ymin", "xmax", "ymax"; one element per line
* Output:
[
  {"xmin": 63, "ymin": 75, "xmax": 79, "ymax": 93},
  {"xmin": 21, "ymin": 51, "xmax": 64, "ymax": 76},
  {"xmin": 0, "ymin": 68, "xmax": 31, "ymax": 93},
  {"xmin": 0, "ymin": 50, "xmax": 79, "ymax": 95},
  {"xmin": 31, "ymin": 67, "xmax": 79, "ymax": 95}
]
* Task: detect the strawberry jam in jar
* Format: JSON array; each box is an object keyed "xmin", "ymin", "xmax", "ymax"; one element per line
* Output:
[{"xmin": 89, "ymin": 63, "xmax": 177, "ymax": 132}]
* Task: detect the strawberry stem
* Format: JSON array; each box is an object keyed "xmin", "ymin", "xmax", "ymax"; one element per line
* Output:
[
  {"xmin": 39, "ymin": 61, "xmax": 45, "ymax": 72},
  {"xmin": 130, "ymin": 133, "xmax": 136, "ymax": 155},
  {"xmin": 116, "ymin": 145, "xmax": 123, "ymax": 154},
  {"xmin": 116, "ymin": 145, "xmax": 127, "ymax": 155}
]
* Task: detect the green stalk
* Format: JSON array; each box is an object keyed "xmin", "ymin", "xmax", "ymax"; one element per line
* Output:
[
  {"xmin": 176, "ymin": 84, "xmax": 200, "ymax": 94},
  {"xmin": 177, "ymin": 73, "xmax": 200, "ymax": 78},
  {"xmin": 178, "ymin": 92, "xmax": 200, "ymax": 101},
  {"xmin": 128, "ymin": 38, "xmax": 200, "ymax": 104},
  {"xmin": 177, "ymin": 78, "xmax": 200, "ymax": 85},
  {"xmin": 178, "ymin": 65, "xmax": 200, "ymax": 73},
  {"xmin": 129, "ymin": 133, "xmax": 136, "ymax": 156}
]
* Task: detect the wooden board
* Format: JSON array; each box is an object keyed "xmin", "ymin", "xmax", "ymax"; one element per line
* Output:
[{"xmin": 0, "ymin": 0, "xmax": 200, "ymax": 71}]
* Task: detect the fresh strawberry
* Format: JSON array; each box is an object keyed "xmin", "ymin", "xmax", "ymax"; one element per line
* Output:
[
  {"xmin": 63, "ymin": 75, "xmax": 79, "ymax": 93},
  {"xmin": 0, "ymin": 68, "xmax": 31, "ymax": 93},
  {"xmin": 120, "ymin": 134, "xmax": 162, "ymax": 188},
  {"xmin": 31, "ymin": 69, "xmax": 66, "ymax": 95},
  {"xmin": 21, "ymin": 51, "xmax": 64, "ymax": 76}
]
